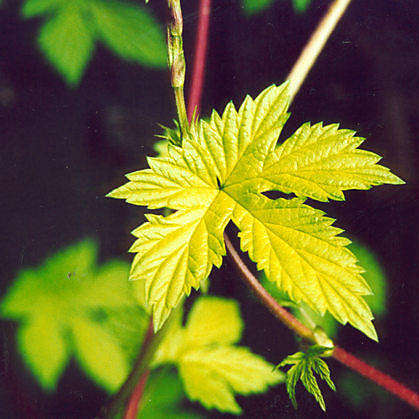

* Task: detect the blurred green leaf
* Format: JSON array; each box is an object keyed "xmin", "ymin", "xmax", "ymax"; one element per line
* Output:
[
  {"xmin": 91, "ymin": 0, "xmax": 166, "ymax": 66},
  {"xmin": 242, "ymin": 0, "xmax": 311, "ymax": 15},
  {"xmin": 22, "ymin": 0, "xmax": 61, "ymax": 17},
  {"xmin": 139, "ymin": 369, "xmax": 202, "ymax": 418},
  {"xmin": 349, "ymin": 241, "xmax": 387, "ymax": 317},
  {"xmin": 339, "ymin": 357, "xmax": 388, "ymax": 409},
  {"xmin": 37, "ymin": 4, "xmax": 94, "ymax": 86},
  {"xmin": 72, "ymin": 317, "xmax": 130, "ymax": 392},
  {"xmin": 242, "ymin": 0, "xmax": 275, "ymax": 16},
  {"xmin": 153, "ymin": 297, "xmax": 284, "ymax": 414},
  {"xmin": 21, "ymin": 0, "xmax": 166, "ymax": 86},
  {"xmin": 1, "ymin": 240, "xmax": 148, "ymax": 392},
  {"xmin": 17, "ymin": 312, "xmax": 69, "ymax": 390},
  {"xmin": 292, "ymin": 0, "xmax": 311, "ymax": 13}
]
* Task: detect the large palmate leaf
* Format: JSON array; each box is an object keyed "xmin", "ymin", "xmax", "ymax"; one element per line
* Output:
[
  {"xmin": 152, "ymin": 297, "xmax": 283, "ymax": 414},
  {"xmin": 109, "ymin": 82, "xmax": 403, "ymax": 337},
  {"xmin": 0, "ymin": 240, "xmax": 148, "ymax": 391}
]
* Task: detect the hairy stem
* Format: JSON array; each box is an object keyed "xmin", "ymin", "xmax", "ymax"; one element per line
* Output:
[
  {"xmin": 167, "ymin": 0, "xmax": 189, "ymax": 137},
  {"xmin": 287, "ymin": 0, "xmax": 352, "ymax": 102},
  {"xmin": 225, "ymin": 235, "xmax": 419, "ymax": 410}
]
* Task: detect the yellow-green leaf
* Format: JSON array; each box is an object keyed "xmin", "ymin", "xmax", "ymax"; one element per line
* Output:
[
  {"xmin": 262, "ymin": 122, "xmax": 404, "ymax": 202},
  {"xmin": 151, "ymin": 297, "xmax": 283, "ymax": 414},
  {"xmin": 109, "ymin": 82, "xmax": 402, "ymax": 339}
]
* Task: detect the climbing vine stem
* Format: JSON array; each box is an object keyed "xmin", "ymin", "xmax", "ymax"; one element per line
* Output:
[
  {"xmin": 107, "ymin": 0, "xmax": 419, "ymax": 415},
  {"xmin": 224, "ymin": 235, "xmax": 419, "ymax": 410}
]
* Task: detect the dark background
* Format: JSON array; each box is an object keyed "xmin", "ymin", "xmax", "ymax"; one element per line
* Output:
[{"xmin": 1, "ymin": 0, "xmax": 418, "ymax": 417}]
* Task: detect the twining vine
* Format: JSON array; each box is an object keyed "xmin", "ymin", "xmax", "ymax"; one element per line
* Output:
[{"xmin": 105, "ymin": 0, "xmax": 419, "ymax": 416}]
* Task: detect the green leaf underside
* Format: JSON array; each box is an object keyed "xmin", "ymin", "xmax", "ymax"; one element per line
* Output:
[
  {"xmin": 152, "ymin": 297, "xmax": 283, "ymax": 414},
  {"xmin": 278, "ymin": 346, "xmax": 336, "ymax": 411},
  {"xmin": 22, "ymin": 0, "xmax": 166, "ymax": 86},
  {"xmin": 109, "ymin": 82, "xmax": 403, "ymax": 338},
  {"xmin": 0, "ymin": 240, "xmax": 148, "ymax": 391}
]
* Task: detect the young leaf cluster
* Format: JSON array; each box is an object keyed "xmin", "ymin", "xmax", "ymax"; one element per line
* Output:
[
  {"xmin": 152, "ymin": 297, "xmax": 284, "ymax": 414},
  {"xmin": 277, "ymin": 345, "xmax": 336, "ymax": 411},
  {"xmin": 0, "ymin": 240, "xmax": 148, "ymax": 392},
  {"xmin": 109, "ymin": 82, "xmax": 403, "ymax": 339},
  {"xmin": 22, "ymin": 0, "xmax": 166, "ymax": 85}
]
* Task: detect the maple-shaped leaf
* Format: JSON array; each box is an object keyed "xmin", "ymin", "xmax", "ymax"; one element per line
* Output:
[
  {"xmin": 0, "ymin": 240, "xmax": 148, "ymax": 392},
  {"xmin": 152, "ymin": 297, "xmax": 283, "ymax": 414},
  {"xmin": 109, "ymin": 82, "xmax": 403, "ymax": 337}
]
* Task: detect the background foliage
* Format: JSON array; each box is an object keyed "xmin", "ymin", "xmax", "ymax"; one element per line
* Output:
[{"xmin": 1, "ymin": 0, "xmax": 418, "ymax": 417}]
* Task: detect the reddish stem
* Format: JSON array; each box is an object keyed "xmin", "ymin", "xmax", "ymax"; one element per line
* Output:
[
  {"xmin": 123, "ymin": 369, "xmax": 151, "ymax": 419},
  {"xmin": 121, "ymin": 1, "xmax": 212, "ymax": 417},
  {"xmin": 224, "ymin": 235, "xmax": 419, "ymax": 411},
  {"xmin": 187, "ymin": 0, "xmax": 211, "ymax": 121},
  {"xmin": 333, "ymin": 346, "xmax": 419, "ymax": 410},
  {"xmin": 122, "ymin": 320, "xmax": 154, "ymax": 419}
]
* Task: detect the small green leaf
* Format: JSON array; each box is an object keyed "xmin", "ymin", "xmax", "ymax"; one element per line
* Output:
[
  {"xmin": 277, "ymin": 346, "xmax": 336, "ymax": 411},
  {"xmin": 91, "ymin": 0, "xmax": 166, "ymax": 67},
  {"xmin": 38, "ymin": 5, "xmax": 94, "ymax": 86},
  {"xmin": 242, "ymin": 0, "xmax": 275, "ymax": 16},
  {"xmin": 152, "ymin": 297, "xmax": 283, "ymax": 414}
]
